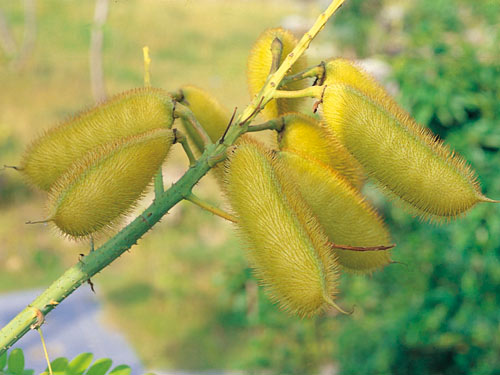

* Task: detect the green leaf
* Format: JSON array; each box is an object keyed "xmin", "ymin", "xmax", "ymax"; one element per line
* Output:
[
  {"xmin": 50, "ymin": 357, "xmax": 69, "ymax": 372},
  {"xmin": 85, "ymin": 358, "xmax": 112, "ymax": 375},
  {"xmin": 108, "ymin": 365, "xmax": 131, "ymax": 375},
  {"xmin": 0, "ymin": 352, "xmax": 7, "ymax": 370},
  {"xmin": 22, "ymin": 370, "xmax": 33, "ymax": 375},
  {"xmin": 7, "ymin": 349, "xmax": 24, "ymax": 375},
  {"xmin": 67, "ymin": 353, "xmax": 93, "ymax": 375}
]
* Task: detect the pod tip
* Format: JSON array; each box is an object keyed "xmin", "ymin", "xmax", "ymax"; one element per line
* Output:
[{"xmin": 325, "ymin": 295, "xmax": 353, "ymax": 315}]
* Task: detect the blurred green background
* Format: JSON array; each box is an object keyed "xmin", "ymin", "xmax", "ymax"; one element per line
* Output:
[{"xmin": 1, "ymin": 0, "xmax": 499, "ymax": 374}]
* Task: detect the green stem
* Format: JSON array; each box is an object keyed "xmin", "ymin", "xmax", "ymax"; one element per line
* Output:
[
  {"xmin": 246, "ymin": 118, "xmax": 285, "ymax": 133},
  {"xmin": 280, "ymin": 64, "xmax": 325, "ymax": 87},
  {"xmin": 185, "ymin": 193, "xmax": 237, "ymax": 223},
  {"xmin": 273, "ymin": 86, "xmax": 324, "ymax": 100},
  {"xmin": 154, "ymin": 167, "xmax": 164, "ymax": 197},
  {"xmin": 0, "ymin": 144, "xmax": 219, "ymax": 353},
  {"xmin": 174, "ymin": 129, "xmax": 197, "ymax": 167},
  {"xmin": 174, "ymin": 103, "xmax": 212, "ymax": 149},
  {"xmin": 0, "ymin": 0, "xmax": 345, "ymax": 353}
]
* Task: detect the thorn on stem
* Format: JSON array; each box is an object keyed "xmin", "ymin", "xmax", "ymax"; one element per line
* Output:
[
  {"xmin": 240, "ymin": 97, "xmax": 264, "ymax": 125},
  {"xmin": 29, "ymin": 307, "xmax": 45, "ymax": 330},
  {"xmin": 220, "ymin": 106, "xmax": 237, "ymax": 143},
  {"xmin": 87, "ymin": 279, "xmax": 96, "ymax": 293}
]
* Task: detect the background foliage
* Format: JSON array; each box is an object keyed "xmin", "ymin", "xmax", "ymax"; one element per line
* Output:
[{"xmin": 1, "ymin": 0, "xmax": 499, "ymax": 374}]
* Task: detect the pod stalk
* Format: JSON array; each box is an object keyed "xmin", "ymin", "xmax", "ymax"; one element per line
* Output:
[
  {"xmin": 173, "ymin": 128, "xmax": 197, "ymax": 167},
  {"xmin": 280, "ymin": 63, "xmax": 326, "ymax": 87},
  {"xmin": 174, "ymin": 103, "xmax": 213, "ymax": 148},
  {"xmin": 185, "ymin": 193, "xmax": 237, "ymax": 223},
  {"xmin": 273, "ymin": 85, "xmax": 324, "ymax": 100}
]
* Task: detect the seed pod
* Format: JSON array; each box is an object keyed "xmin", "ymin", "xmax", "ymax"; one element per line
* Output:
[
  {"xmin": 322, "ymin": 84, "xmax": 495, "ymax": 220},
  {"xmin": 225, "ymin": 139, "xmax": 340, "ymax": 317},
  {"xmin": 179, "ymin": 85, "xmax": 231, "ymax": 153},
  {"xmin": 324, "ymin": 58, "xmax": 396, "ymax": 104},
  {"xmin": 279, "ymin": 150, "xmax": 391, "ymax": 273},
  {"xmin": 21, "ymin": 88, "xmax": 174, "ymax": 191},
  {"xmin": 46, "ymin": 128, "xmax": 174, "ymax": 238},
  {"xmin": 278, "ymin": 112, "xmax": 364, "ymax": 189},
  {"xmin": 247, "ymin": 28, "xmax": 308, "ymax": 120}
]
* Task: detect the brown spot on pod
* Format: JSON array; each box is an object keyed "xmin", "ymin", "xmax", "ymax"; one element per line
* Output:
[
  {"xmin": 225, "ymin": 139, "xmax": 341, "ymax": 317},
  {"xmin": 21, "ymin": 87, "xmax": 174, "ymax": 191},
  {"xmin": 46, "ymin": 128, "xmax": 174, "ymax": 238}
]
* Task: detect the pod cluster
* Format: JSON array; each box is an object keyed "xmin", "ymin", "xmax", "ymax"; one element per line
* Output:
[
  {"xmin": 17, "ymin": 27, "xmax": 496, "ymax": 318},
  {"xmin": 222, "ymin": 32, "xmax": 496, "ymax": 316},
  {"xmin": 21, "ymin": 88, "xmax": 175, "ymax": 238}
]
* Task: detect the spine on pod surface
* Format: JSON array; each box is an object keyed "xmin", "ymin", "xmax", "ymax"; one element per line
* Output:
[
  {"xmin": 45, "ymin": 128, "xmax": 174, "ymax": 239},
  {"xmin": 225, "ymin": 139, "xmax": 340, "ymax": 317},
  {"xmin": 247, "ymin": 28, "xmax": 308, "ymax": 120},
  {"xmin": 21, "ymin": 87, "xmax": 174, "ymax": 191},
  {"xmin": 279, "ymin": 150, "xmax": 391, "ymax": 273},
  {"xmin": 321, "ymin": 83, "xmax": 495, "ymax": 220},
  {"xmin": 278, "ymin": 112, "xmax": 365, "ymax": 189}
]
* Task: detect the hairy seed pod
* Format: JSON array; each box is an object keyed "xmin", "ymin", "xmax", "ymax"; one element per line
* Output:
[
  {"xmin": 21, "ymin": 88, "xmax": 174, "ymax": 191},
  {"xmin": 324, "ymin": 58, "xmax": 397, "ymax": 105},
  {"xmin": 46, "ymin": 128, "xmax": 174, "ymax": 238},
  {"xmin": 280, "ymin": 150, "xmax": 391, "ymax": 273},
  {"xmin": 278, "ymin": 112, "xmax": 364, "ymax": 189},
  {"xmin": 322, "ymin": 84, "xmax": 495, "ymax": 220},
  {"xmin": 179, "ymin": 85, "xmax": 231, "ymax": 153},
  {"xmin": 247, "ymin": 28, "xmax": 308, "ymax": 120},
  {"xmin": 225, "ymin": 139, "xmax": 340, "ymax": 317}
]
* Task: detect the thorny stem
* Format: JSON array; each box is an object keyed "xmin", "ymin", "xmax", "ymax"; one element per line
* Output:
[
  {"xmin": 0, "ymin": 0, "xmax": 345, "ymax": 353},
  {"xmin": 185, "ymin": 193, "xmax": 237, "ymax": 223}
]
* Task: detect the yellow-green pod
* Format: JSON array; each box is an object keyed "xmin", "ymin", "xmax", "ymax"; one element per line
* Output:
[
  {"xmin": 46, "ymin": 128, "xmax": 174, "ymax": 238},
  {"xmin": 225, "ymin": 139, "xmax": 340, "ymax": 317},
  {"xmin": 278, "ymin": 112, "xmax": 364, "ymax": 189},
  {"xmin": 21, "ymin": 87, "xmax": 174, "ymax": 191},
  {"xmin": 324, "ymin": 59, "xmax": 396, "ymax": 104},
  {"xmin": 322, "ymin": 84, "xmax": 495, "ymax": 220},
  {"xmin": 247, "ymin": 27, "xmax": 308, "ymax": 120},
  {"xmin": 179, "ymin": 85, "xmax": 231, "ymax": 153},
  {"xmin": 279, "ymin": 150, "xmax": 391, "ymax": 273}
]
